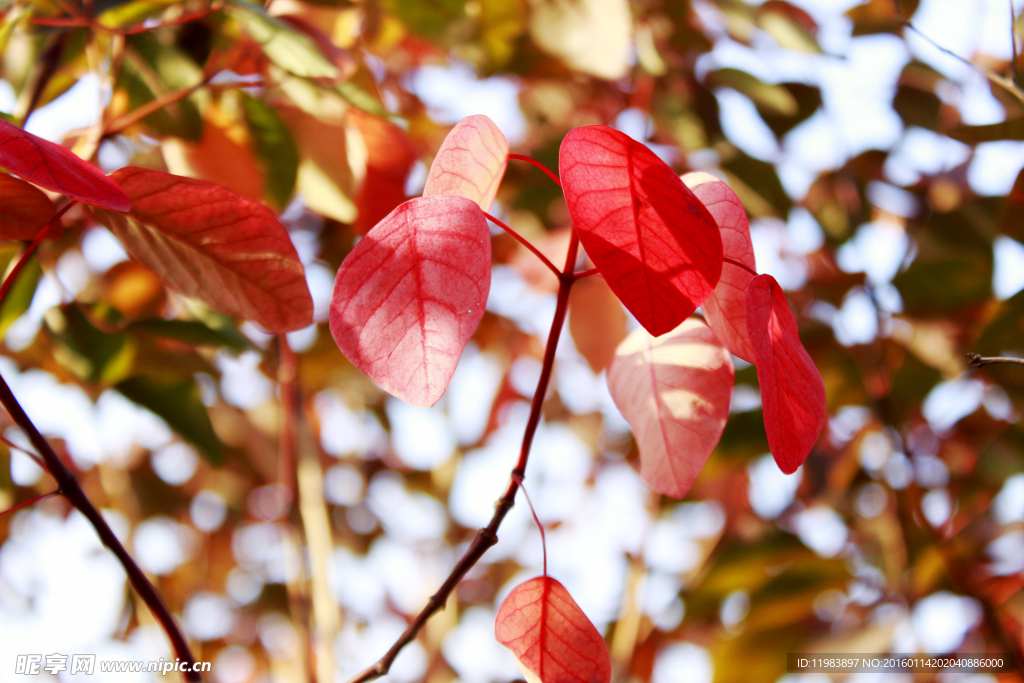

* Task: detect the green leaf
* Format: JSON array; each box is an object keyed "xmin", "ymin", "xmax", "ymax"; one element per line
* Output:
[
  {"xmin": 227, "ymin": 1, "xmax": 338, "ymax": 79},
  {"xmin": 386, "ymin": 0, "xmax": 466, "ymax": 42},
  {"xmin": 0, "ymin": 254, "xmax": 40, "ymax": 338},
  {"xmin": 705, "ymin": 68, "xmax": 799, "ymax": 117},
  {"xmin": 241, "ymin": 93, "xmax": 298, "ymax": 210},
  {"xmin": 45, "ymin": 305, "xmax": 134, "ymax": 384},
  {"xmin": 127, "ymin": 318, "xmax": 252, "ymax": 351},
  {"xmin": 334, "ymin": 80, "xmax": 389, "ymax": 118},
  {"xmin": 117, "ymin": 374, "xmax": 224, "ymax": 465},
  {"xmin": 756, "ymin": 82, "xmax": 821, "ymax": 139}
]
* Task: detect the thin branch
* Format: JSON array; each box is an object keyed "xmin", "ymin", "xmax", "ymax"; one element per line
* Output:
[
  {"xmin": 483, "ymin": 211, "xmax": 560, "ymax": 277},
  {"xmin": 0, "ymin": 202, "xmax": 75, "ymax": 307},
  {"xmin": 508, "ymin": 153, "xmax": 562, "ymax": 188},
  {"xmin": 346, "ymin": 231, "xmax": 582, "ymax": 683},
  {"xmin": 899, "ymin": 16, "xmax": 1024, "ymax": 106},
  {"xmin": 104, "ymin": 81, "xmax": 205, "ymax": 137},
  {"xmin": 0, "ymin": 434, "xmax": 48, "ymax": 471},
  {"xmin": 0, "ymin": 488, "xmax": 59, "ymax": 518},
  {"xmin": 573, "ymin": 267, "xmax": 600, "ymax": 280},
  {"xmin": 0, "ymin": 376, "xmax": 202, "ymax": 681},
  {"xmin": 966, "ymin": 352, "xmax": 1024, "ymax": 368}
]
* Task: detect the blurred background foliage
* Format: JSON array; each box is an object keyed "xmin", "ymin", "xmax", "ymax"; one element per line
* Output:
[{"xmin": 1, "ymin": 0, "xmax": 1024, "ymax": 682}]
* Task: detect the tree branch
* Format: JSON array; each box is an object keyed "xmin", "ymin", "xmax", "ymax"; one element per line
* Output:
[
  {"xmin": 966, "ymin": 352, "xmax": 1024, "ymax": 368},
  {"xmin": 346, "ymin": 231, "xmax": 582, "ymax": 683}
]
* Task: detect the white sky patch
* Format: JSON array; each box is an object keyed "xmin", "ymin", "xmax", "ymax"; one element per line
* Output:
[
  {"xmin": 216, "ymin": 350, "xmax": 273, "ymax": 409},
  {"xmin": 81, "ymin": 226, "xmax": 129, "ymax": 273},
  {"xmin": 992, "ymin": 473, "xmax": 1024, "ymax": 524},
  {"xmin": 818, "ymin": 35, "xmax": 909, "ymax": 157},
  {"xmin": 793, "ymin": 506, "xmax": 849, "ymax": 558},
  {"xmin": 750, "ymin": 218, "xmax": 808, "ymax": 290},
  {"xmin": 969, "ymin": 141, "xmax": 1024, "ymax": 195},
  {"xmin": 921, "ymin": 488, "xmax": 952, "ymax": 527},
  {"xmin": 993, "ymin": 236, "xmax": 1024, "ymax": 299},
  {"xmin": 444, "ymin": 344, "xmax": 504, "ymax": 446},
  {"xmin": 24, "ymin": 74, "xmax": 102, "ymax": 143},
  {"xmin": 133, "ymin": 516, "xmax": 196, "ymax": 576},
  {"xmin": 911, "ymin": 591, "xmax": 981, "ymax": 653},
  {"xmin": 959, "ymin": 70, "xmax": 1006, "ymax": 125},
  {"xmin": 440, "ymin": 606, "xmax": 520, "ymax": 683},
  {"xmin": 716, "ymin": 88, "xmax": 780, "ymax": 162},
  {"xmin": 988, "ymin": 530, "xmax": 1024, "ymax": 574},
  {"xmin": 922, "ymin": 378, "xmax": 985, "ymax": 431},
  {"xmin": 409, "ymin": 62, "xmax": 526, "ymax": 145},
  {"xmin": 836, "ymin": 219, "xmax": 910, "ymax": 285},
  {"xmin": 832, "ymin": 288, "xmax": 879, "ymax": 346},
  {"xmin": 386, "ymin": 398, "xmax": 457, "ymax": 470},
  {"xmin": 748, "ymin": 454, "xmax": 802, "ymax": 519},
  {"xmin": 885, "ymin": 127, "xmax": 972, "ymax": 181},
  {"xmin": 652, "ymin": 642, "xmax": 713, "ymax": 683},
  {"xmin": 314, "ymin": 392, "xmax": 386, "ymax": 458},
  {"xmin": 365, "ymin": 472, "xmax": 448, "ymax": 545}
]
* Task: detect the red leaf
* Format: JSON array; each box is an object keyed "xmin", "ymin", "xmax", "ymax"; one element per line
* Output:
[
  {"xmin": 682, "ymin": 171, "xmax": 757, "ymax": 363},
  {"xmin": 559, "ymin": 126, "xmax": 722, "ymax": 337},
  {"xmin": 745, "ymin": 274, "xmax": 826, "ymax": 473},
  {"xmin": 607, "ymin": 318, "xmax": 734, "ymax": 498},
  {"xmin": 0, "ymin": 174, "xmax": 57, "ymax": 240},
  {"xmin": 352, "ymin": 109, "xmax": 417, "ymax": 235},
  {"xmin": 422, "ymin": 115, "xmax": 508, "ymax": 211},
  {"xmin": 88, "ymin": 167, "xmax": 313, "ymax": 333},
  {"xmin": 0, "ymin": 119, "xmax": 129, "ymax": 211},
  {"xmin": 495, "ymin": 576, "xmax": 611, "ymax": 683},
  {"xmin": 329, "ymin": 195, "xmax": 490, "ymax": 407}
]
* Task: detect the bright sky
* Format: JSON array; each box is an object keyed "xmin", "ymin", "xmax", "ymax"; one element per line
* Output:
[{"xmin": 4, "ymin": 1, "xmax": 1024, "ymax": 682}]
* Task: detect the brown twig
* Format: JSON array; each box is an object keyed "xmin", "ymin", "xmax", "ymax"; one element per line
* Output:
[
  {"xmin": 103, "ymin": 81, "xmax": 206, "ymax": 137},
  {"xmin": 346, "ymin": 231, "xmax": 582, "ymax": 683},
  {"xmin": 0, "ymin": 377, "xmax": 202, "ymax": 680},
  {"xmin": 897, "ymin": 14, "xmax": 1024, "ymax": 107},
  {"xmin": 966, "ymin": 352, "xmax": 1024, "ymax": 368}
]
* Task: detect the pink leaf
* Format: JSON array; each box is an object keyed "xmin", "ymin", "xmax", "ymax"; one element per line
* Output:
[
  {"xmin": 422, "ymin": 115, "xmax": 508, "ymax": 212},
  {"xmin": 745, "ymin": 274, "xmax": 826, "ymax": 474},
  {"xmin": 682, "ymin": 171, "xmax": 757, "ymax": 363},
  {"xmin": 0, "ymin": 119, "xmax": 129, "ymax": 211},
  {"xmin": 559, "ymin": 126, "xmax": 722, "ymax": 337},
  {"xmin": 88, "ymin": 167, "xmax": 313, "ymax": 333},
  {"xmin": 329, "ymin": 195, "xmax": 490, "ymax": 408},
  {"xmin": 495, "ymin": 576, "xmax": 611, "ymax": 683},
  {"xmin": 607, "ymin": 318, "xmax": 734, "ymax": 499}
]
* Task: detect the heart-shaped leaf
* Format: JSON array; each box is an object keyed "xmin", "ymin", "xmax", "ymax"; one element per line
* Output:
[
  {"xmin": 495, "ymin": 576, "xmax": 611, "ymax": 683},
  {"xmin": 0, "ymin": 174, "xmax": 57, "ymax": 240},
  {"xmin": 87, "ymin": 167, "xmax": 313, "ymax": 333},
  {"xmin": 607, "ymin": 318, "xmax": 734, "ymax": 498},
  {"xmin": 329, "ymin": 195, "xmax": 490, "ymax": 408},
  {"xmin": 422, "ymin": 115, "xmax": 508, "ymax": 212},
  {"xmin": 682, "ymin": 171, "xmax": 757, "ymax": 363},
  {"xmin": 746, "ymin": 273, "xmax": 826, "ymax": 473},
  {"xmin": 0, "ymin": 119, "xmax": 129, "ymax": 211},
  {"xmin": 559, "ymin": 126, "xmax": 722, "ymax": 337}
]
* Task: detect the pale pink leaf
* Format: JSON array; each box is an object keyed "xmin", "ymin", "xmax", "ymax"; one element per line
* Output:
[
  {"xmin": 559, "ymin": 126, "xmax": 722, "ymax": 337},
  {"xmin": 746, "ymin": 273, "xmax": 826, "ymax": 474},
  {"xmin": 682, "ymin": 171, "xmax": 757, "ymax": 363},
  {"xmin": 329, "ymin": 195, "xmax": 490, "ymax": 407},
  {"xmin": 87, "ymin": 167, "xmax": 313, "ymax": 333},
  {"xmin": 422, "ymin": 115, "xmax": 508, "ymax": 212},
  {"xmin": 607, "ymin": 317, "xmax": 734, "ymax": 499},
  {"xmin": 495, "ymin": 576, "xmax": 611, "ymax": 683}
]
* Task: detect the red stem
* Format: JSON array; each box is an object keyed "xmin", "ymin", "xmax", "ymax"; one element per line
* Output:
[
  {"xmin": 0, "ymin": 488, "xmax": 59, "ymax": 518},
  {"xmin": 346, "ymin": 230, "xmax": 582, "ymax": 683},
  {"xmin": 512, "ymin": 473, "xmax": 546, "ymax": 577},
  {"xmin": 508, "ymin": 154, "xmax": 562, "ymax": 188},
  {"xmin": 573, "ymin": 267, "xmax": 599, "ymax": 280},
  {"xmin": 0, "ymin": 202, "xmax": 75, "ymax": 306},
  {"xmin": 0, "ymin": 434, "xmax": 48, "ymax": 471},
  {"xmin": 483, "ymin": 211, "xmax": 559, "ymax": 276}
]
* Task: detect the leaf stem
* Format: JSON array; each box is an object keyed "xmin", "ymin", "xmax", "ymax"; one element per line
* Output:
[
  {"xmin": 0, "ymin": 374, "xmax": 202, "ymax": 680},
  {"xmin": 512, "ymin": 473, "xmax": 547, "ymax": 576},
  {"xmin": 508, "ymin": 153, "xmax": 562, "ymax": 188},
  {"xmin": 0, "ymin": 201, "xmax": 76, "ymax": 308},
  {"xmin": 104, "ymin": 81, "xmax": 206, "ymax": 137},
  {"xmin": 345, "ymin": 230, "xmax": 582, "ymax": 683},
  {"xmin": 0, "ymin": 488, "xmax": 59, "ymax": 518},
  {"xmin": 0, "ymin": 434, "xmax": 48, "ymax": 471},
  {"xmin": 483, "ymin": 211, "xmax": 560, "ymax": 276},
  {"xmin": 573, "ymin": 267, "xmax": 599, "ymax": 280},
  {"xmin": 966, "ymin": 353, "xmax": 1024, "ymax": 368}
]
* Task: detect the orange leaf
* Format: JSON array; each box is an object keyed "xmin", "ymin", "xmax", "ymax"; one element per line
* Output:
[
  {"xmin": 569, "ymin": 276, "xmax": 627, "ymax": 373},
  {"xmin": 422, "ymin": 115, "xmax": 508, "ymax": 212},
  {"xmin": 0, "ymin": 174, "xmax": 57, "ymax": 240},
  {"xmin": 495, "ymin": 576, "xmax": 611, "ymax": 683},
  {"xmin": 607, "ymin": 318, "xmax": 734, "ymax": 499},
  {"xmin": 351, "ymin": 109, "xmax": 417, "ymax": 234},
  {"xmin": 88, "ymin": 167, "xmax": 313, "ymax": 333}
]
